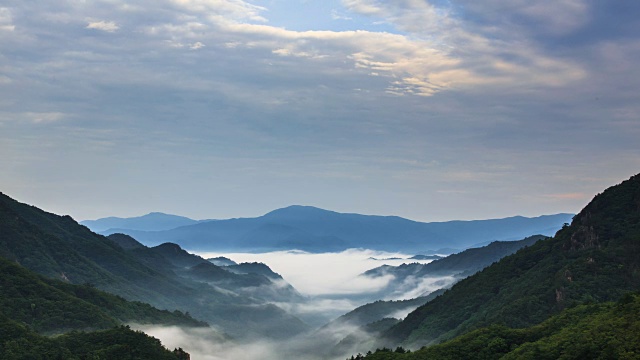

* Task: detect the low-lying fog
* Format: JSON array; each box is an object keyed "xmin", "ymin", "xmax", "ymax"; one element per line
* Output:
[
  {"xmin": 136, "ymin": 249, "xmax": 453, "ymax": 359},
  {"xmin": 199, "ymin": 248, "xmax": 439, "ymax": 297}
]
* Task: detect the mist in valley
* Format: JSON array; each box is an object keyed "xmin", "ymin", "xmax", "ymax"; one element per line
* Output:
[{"xmin": 135, "ymin": 249, "xmax": 456, "ymax": 359}]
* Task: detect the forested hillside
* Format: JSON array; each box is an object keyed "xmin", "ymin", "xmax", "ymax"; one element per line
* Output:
[
  {"xmin": 0, "ymin": 255, "xmax": 201, "ymax": 359},
  {"xmin": 354, "ymin": 293, "xmax": 640, "ymax": 359},
  {"xmin": 0, "ymin": 192, "xmax": 309, "ymax": 339},
  {"xmin": 377, "ymin": 173, "xmax": 640, "ymax": 349}
]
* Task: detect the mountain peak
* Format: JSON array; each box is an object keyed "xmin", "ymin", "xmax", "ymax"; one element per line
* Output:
[{"xmin": 263, "ymin": 205, "xmax": 337, "ymax": 218}]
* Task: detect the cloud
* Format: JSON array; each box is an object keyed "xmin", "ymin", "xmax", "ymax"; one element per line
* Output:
[
  {"xmin": 0, "ymin": 7, "xmax": 15, "ymax": 31},
  {"xmin": 86, "ymin": 20, "xmax": 119, "ymax": 32},
  {"xmin": 199, "ymin": 249, "xmax": 434, "ymax": 296},
  {"xmin": 170, "ymin": 0, "xmax": 268, "ymax": 22}
]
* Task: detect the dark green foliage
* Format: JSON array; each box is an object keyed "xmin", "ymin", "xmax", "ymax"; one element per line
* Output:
[
  {"xmin": 0, "ymin": 255, "xmax": 206, "ymax": 334},
  {"xmin": 0, "ymin": 255, "xmax": 200, "ymax": 359},
  {"xmin": 383, "ymin": 174, "xmax": 640, "ymax": 347},
  {"xmin": 353, "ymin": 293, "xmax": 640, "ymax": 360},
  {"xmin": 0, "ymin": 321, "xmax": 187, "ymax": 360}
]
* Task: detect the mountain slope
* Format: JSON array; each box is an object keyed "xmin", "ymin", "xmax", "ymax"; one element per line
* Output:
[
  {"xmin": 381, "ymin": 173, "xmax": 640, "ymax": 348},
  {"xmin": 365, "ymin": 235, "xmax": 545, "ymax": 280},
  {"xmin": 0, "ymin": 192, "xmax": 309, "ymax": 340},
  {"xmin": 0, "ymin": 255, "xmax": 200, "ymax": 359},
  {"xmin": 0, "ymin": 318, "xmax": 190, "ymax": 360},
  {"xmin": 360, "ymin": 293, "xmax": 640, "ymax": 360},
  {"xmin": 106, "ymin": 206, "xmax": 572, "ymax": 252},
  {"xmin": 0, "ymin": 193, "xmax": 194, "ymax": 309},
  {"xmin": 0, "ymin": 256, "xmax": 205, "ymax": 334},
  {"xmin": 360, "ymin": 235, "xmax": 544, "ymax": 301}
]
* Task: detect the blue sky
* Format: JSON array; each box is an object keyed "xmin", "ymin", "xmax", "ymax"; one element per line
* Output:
[{"xmin": 1, "ymin": 0, "xmax": 639, "ymax": 221}]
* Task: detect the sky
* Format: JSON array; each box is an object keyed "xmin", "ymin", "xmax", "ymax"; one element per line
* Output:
[{"xmin": 1, "ymin": 0, "xmax": 640, "ymax": 222}]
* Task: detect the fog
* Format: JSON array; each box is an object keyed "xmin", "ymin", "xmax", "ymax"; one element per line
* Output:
[
  {"xmin": 197, "ymin": 249, "xmax": 437, "ymax": 296},
  {"xmin": 163, "ymin": 249, "xmax": 454, "ymax": 358},
  {"xmin": 195, "ymin": 249, "xmax": 445, "ymax": 326},
  {"xmin": 135, "ymin": 324, "xmax": 371, "ymax": 360}
]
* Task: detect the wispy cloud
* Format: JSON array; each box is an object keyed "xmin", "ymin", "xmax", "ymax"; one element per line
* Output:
[{"xmin": 86, "ymin": 20, "xmax": 119, "ymax": 32}]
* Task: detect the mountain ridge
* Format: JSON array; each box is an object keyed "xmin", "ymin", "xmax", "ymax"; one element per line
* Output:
[
  {"xmin": 0, "ymin": 192, "xmax": 311, "ymax": 340},
  {"xmin": 90, "ymin": 205, "xmax": 573, "ymax": 253},
  {"xmin": 378, "ymin": 173, "xmax": 640, "ymax": 348}
]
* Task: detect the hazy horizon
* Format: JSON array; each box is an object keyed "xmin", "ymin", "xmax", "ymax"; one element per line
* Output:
[{"xmin": 77, "ymin": 203, "xmax": 575, "ymax": 223}]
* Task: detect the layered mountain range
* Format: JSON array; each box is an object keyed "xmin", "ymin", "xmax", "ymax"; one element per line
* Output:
[
  {"xmin": 4, "ymin": 172, "xmax": 640, "ymax": 359},
  {"xmin": 0, "ymin": 192, "xmax": 308, "ymax": 340},
  {"xmin": 82, "ymin": 206, "xmax": 572, "ymax": 253}
]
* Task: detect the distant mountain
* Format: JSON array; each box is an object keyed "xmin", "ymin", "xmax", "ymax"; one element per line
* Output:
[
  {"xmin": 102, "ymin": 205, "xmax": 573, "ymax": 253},
  {"xmin": 409, "ymin": 255, "xmax": 443, "ymax": 260},
  {"xmin": 80, "ymin": 212, "xmax": 210, "ymax": 233},
  {"xmin": 365, "ymin": 235, "xmax": 545, "ymax": 279},
  {"xmin": 0, "ymin": 192, "xmax": 309, "ymax": 340},
  {"xmin": 378, "ymin": 173, "xmax": 640, "ymax": 349},
  {"xmin": 359, "ymin": 235, "xmax": 545, "ymax": 301}
]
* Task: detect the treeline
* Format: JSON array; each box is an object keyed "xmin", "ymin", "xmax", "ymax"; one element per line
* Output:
[{"xmin": 1, "ymin": 320, "xmax": 189, "ymax": 360}]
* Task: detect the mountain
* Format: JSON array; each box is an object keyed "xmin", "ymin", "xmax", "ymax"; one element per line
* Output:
[
  {"xmin": 359, "ymin": 235, "xmax": 545, "ymax": 301},
  {"xmin": 80, "ymin": 212, "xmax": 209, "ymax": 233},
  {"xmin": 316, "ymin": 237, "xmax": 543, "ymax": 357},
  {"xmin": 208, "ymin": 256, "xmax": 238, "ymax": 266},
  {"xmin": 0, "ymin": 256, "xmax": 205, "ymax": 333},
  {"xmin": 0, "ymin": 256, "xmax": 200, "ymax": 359},
  {"xmin": 359, "ymin": 293, "xmax": 640, "ymax": 359},
  {"xmin": 101, "ymin": 205, "xmax": 573, "ymax": 253},
  {"xmin": 377, "ymin": 173, "xmax": 640, "ymax": 349},
  {"xmin": 224, "ymin": 262, "xmax": 285, "ymax": 280},
  {"xmin": 0, "ymin": 192, "xmax": 309, "ymax": 340},
  {"xmin": 0, "ymin": 320, "xmax": 191, "ymax": 360},
  {"xmin": 365, "ymin": 235, "xmax": 545, "ymax": 280}
]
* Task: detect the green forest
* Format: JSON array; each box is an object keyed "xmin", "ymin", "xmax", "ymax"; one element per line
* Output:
[
  {"xmin": 350, "ymin": 292, "xmax": 640, "ymax": 359},
  {"xmin": 346, "ymin": 174, "xmax": 640, "ymax": 358},
  {"xmin": 0, "ymin": 255, "xmax": 202, "ymax": 359}
]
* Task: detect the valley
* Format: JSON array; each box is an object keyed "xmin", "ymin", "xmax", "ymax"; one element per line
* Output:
[{"xmin": 2, "ymin": 173, "xmax": 640, "ymax": 359}]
